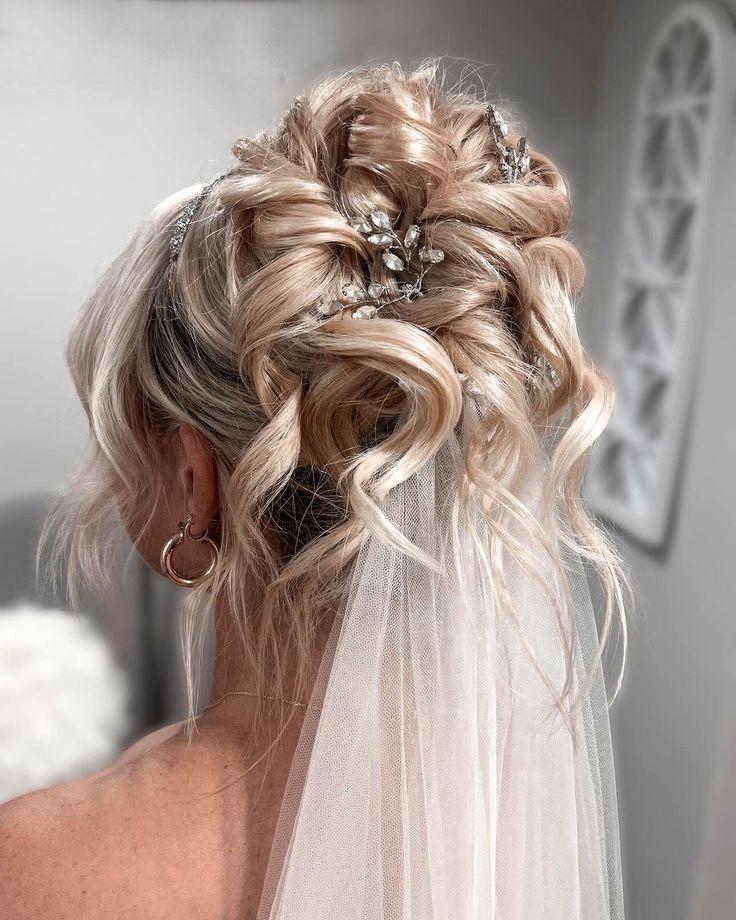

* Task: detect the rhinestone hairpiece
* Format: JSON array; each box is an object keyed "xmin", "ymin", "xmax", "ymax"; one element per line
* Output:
[
  {"xmin": 315, "ymin": 210, "xmax": 444, "ymax": 321},
  {"xmin": 312, "ymin": 209, "xmax": 490, "ymax": 398},
  {"xmin": 486, "ymin": 104, "xmax": 531, "ymax": 182},
  {"xmin": 169, "ymin": 171, "xmax": 232, "ymax": 264}
]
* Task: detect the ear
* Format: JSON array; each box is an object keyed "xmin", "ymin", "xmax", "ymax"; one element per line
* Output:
[{"xmin": 178, "ymin": 423, "xmax": 219, "ymax": 538}]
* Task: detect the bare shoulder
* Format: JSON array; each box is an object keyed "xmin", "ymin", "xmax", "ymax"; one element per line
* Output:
[{"xmin": 0, "ymin": 720, "xmax": 258, "ymax": 920}]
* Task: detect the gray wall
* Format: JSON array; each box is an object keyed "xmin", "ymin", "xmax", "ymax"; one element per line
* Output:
[{"xmin": 577, "ymin": 2, "xmax": 736, "ymax": 918}]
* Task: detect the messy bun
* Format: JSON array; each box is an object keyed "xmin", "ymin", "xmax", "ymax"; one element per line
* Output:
[{"xmin": 41, "ymin": 61, "xmax": 627, "ymax": 723}]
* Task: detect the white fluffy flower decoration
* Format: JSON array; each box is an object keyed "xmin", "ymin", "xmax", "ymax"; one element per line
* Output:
[{"xmin": 0, "ymin": 601, "xmax": 129, "ymax": 803}]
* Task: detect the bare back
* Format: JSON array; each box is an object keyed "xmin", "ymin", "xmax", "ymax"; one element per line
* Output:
[{"xmin": 0, "ymin": 703, "xmax": 305, "ymax": 919}]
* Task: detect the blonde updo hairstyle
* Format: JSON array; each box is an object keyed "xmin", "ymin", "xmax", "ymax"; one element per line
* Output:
[{"xmin": 41, "ymin": 61, "xmax": 627, "ymax": 725}]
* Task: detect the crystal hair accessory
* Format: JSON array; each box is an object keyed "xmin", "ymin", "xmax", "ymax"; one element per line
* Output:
[
  {"xmin": 315, "ymin": 210, "xmax": 444, "ymax": 321},
  {"xmin": 169, "ymin": 171, "xmax": 233, "ymax": 264},
  {"xmin": 486, "ymin": 104, "xmax": 531, "ymax": 182},
  {"xmin": 312, "ymin": 207, "xmax": 485, "ymax": 399}
]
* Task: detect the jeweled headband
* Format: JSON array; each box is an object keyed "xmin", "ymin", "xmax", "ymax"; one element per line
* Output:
[{"xmin": 169, "ymin": 171, "xmax": 235, "ymax": 263}]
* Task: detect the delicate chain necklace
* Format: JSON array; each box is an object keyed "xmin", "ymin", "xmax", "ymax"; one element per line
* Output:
[{"xmin": 202, "ymin": 688, "xmax": 309, "ymax": 715}]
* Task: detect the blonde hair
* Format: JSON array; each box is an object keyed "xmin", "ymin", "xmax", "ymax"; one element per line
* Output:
[{"xmin": 39, "ymin": 61, "xmax": 628, "ymax": 727}]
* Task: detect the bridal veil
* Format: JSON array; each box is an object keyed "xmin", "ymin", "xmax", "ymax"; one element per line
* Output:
[{"xmin": 256, "ymin": 400, "xmax": 625, "ymax": 920}]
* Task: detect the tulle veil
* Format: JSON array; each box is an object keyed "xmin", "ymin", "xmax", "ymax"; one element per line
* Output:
[{"xmin": 256, "ymin": 398, "xmax": 625, "ymax": 920}]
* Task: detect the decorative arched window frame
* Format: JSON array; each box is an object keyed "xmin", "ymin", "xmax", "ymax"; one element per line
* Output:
[{"xmin": 586, "ymin": 2, "xmax": 736, "ymax": 546}]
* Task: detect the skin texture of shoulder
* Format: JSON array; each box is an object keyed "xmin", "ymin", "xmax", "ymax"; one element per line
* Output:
[{"xmin": 0, "ymin": 709, "xmax": 303, "ymax": 920}]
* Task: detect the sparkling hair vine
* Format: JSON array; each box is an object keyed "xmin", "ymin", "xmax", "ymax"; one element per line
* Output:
[
  {"xmin": 486, "ymin": 104, "xmax": 531, "ymax": 182},
  {"xmin": 315, "ymin": 210, "xmax": 444, "ymax": 322}
]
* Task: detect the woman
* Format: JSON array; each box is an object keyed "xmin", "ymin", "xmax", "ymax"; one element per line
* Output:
[{"xmin": 0, "ymin": 62, "xmax": 628, "ymax": 919}]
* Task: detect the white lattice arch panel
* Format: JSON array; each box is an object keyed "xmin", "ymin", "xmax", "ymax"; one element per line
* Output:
[{"xmin": 587, "ymin": 3, "xmax": 735, "ymax": 546}]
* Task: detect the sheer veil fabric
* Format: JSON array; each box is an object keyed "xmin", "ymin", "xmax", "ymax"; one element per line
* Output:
[{"xmin": 256, "ymin": 400, "xmax": 625, "ymax": 920}]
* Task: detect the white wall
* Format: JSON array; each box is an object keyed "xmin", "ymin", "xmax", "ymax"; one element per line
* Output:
[
  {"xmin": 0, "ymin": 0, "xmax": 608, "ymax": 500},
  {"xmin": 578, "ymin": 2, "xmax": 736, "ymax": 918}
]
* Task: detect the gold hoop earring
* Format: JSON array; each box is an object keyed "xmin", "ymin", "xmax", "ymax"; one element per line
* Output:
[{"xmin": 160, "ymin": 512, "xmax": 219, "ymax": 588}]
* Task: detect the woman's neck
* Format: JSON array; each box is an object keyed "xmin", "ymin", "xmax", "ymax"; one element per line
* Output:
[{"xmin": 207, "ymin": 592, "xmax": 334, "ymax": 709}]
